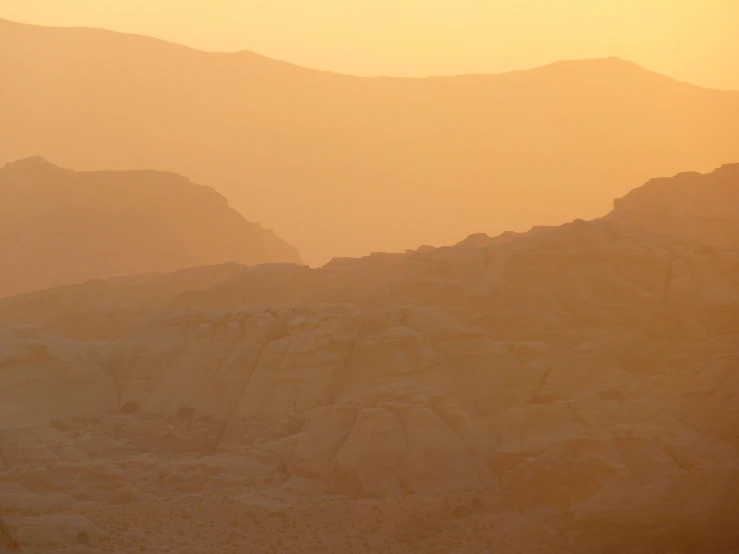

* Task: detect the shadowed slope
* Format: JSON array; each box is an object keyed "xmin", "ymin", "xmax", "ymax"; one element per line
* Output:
[
  {"xmin": 2, "ymin": 18, "xmax": 738, "ymax": 264},
  {"xmin": 0, "ymin": 157, "xmax": 302, "ymax": 298}
]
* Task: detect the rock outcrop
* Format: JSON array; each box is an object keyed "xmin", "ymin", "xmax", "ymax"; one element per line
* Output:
[
  {"xmin": 607, "ymin": 162, "xmax": 739, "ymax": 249},
  {"xmin": 0, "ymin": 518, "xmax": 19, "ymax": 552},
  {"xmin": 0, "ymin": 326, "xmax": 117, "ymax": 429},
  {"xmin": 0, "ymin": 157, "xmax": 302, "ymax": 298},
  {"xmin": 1, "ymin": 220, "xmax": 737, "ymax": 513},
  {"xmin": 0, "ymin": 262, "xmax": 252, "ymax": 340},
  {"xmin": 1, "ymin": 165, "xmax": 739, "ymax": 552}
]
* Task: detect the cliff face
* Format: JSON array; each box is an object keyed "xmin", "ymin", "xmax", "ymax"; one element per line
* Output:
[
  {"xmin": 607, "ymin": 163, "xmax": 739, "ymax": 249},
  {"xmin": 0, "ymin": 157, "xmax": 302, "ymax": 298}
]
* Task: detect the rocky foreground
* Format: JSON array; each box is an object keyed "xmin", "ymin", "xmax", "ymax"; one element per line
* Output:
[{"xmin": 0, "ymin": 166, "xmax": 738, "ymax": 553}]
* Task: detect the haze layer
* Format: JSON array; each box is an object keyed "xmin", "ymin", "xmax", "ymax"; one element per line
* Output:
[{"xmin": 2, "ymin": 18, "xmax": 739, "ymax": 264}]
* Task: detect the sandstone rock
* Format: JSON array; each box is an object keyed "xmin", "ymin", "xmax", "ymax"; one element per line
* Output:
[
  {"xmin": 7, "ymin": 515, "xmax": 101, "ymax": 549},
  {"xmin": 0, "ymin": 485, "xmax": 75, "ymax": 514},
  {"xmin": 0, "ymin": 168, "xmax": 738, "ymax": 548},
  {"xmin": 0, "ymin": 329, "xmax": 117, "ymax": 427},
  {"xmin": 0, "ymin": 518, "xmax": 19, "ymax": 552}
]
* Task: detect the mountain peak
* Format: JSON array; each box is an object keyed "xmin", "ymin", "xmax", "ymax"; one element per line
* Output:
[
  {"xmin": 533, "ymin": 56, "xmax": 661, "ymax": 78},
  {"xmin": 1, "ymin": 155, "xmax": 62, "ymax": 173}
]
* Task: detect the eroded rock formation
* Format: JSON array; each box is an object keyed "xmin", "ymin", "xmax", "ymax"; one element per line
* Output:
[{"xmin": 1, "ymin": 164, "xmax": 738, "ymax": 552}]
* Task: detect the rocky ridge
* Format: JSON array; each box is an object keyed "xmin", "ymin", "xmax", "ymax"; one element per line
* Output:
[
  {"xmin": 0, "ymin": 157, "xmax": 302, "ymax": 298},
  {"xmin": 608, "ymin": 162, "xmax": 739, "ymax": 250},
  {"xmin": 4, "ymin": 15, "xmax": 739, "ymax": 264}
]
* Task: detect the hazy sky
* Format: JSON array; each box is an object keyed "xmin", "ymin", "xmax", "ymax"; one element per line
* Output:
[{"xmin": 1, "ymin": 0, "xmax": 738, "ymax": 89}]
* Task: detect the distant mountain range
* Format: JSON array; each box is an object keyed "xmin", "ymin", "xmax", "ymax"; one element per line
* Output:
[
  {"xmin": 0, "ymin": 156, "xmax": 301, "ymax": 298},
  {"xmin": 1, "ymin": 17, "xmax": 738, "ymax": 265}
]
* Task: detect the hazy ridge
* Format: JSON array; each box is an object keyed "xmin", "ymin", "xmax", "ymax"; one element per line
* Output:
[
  {"xmin": 0, "ymin": 156, "xmax": 301, "ymax": 298},
  {"xmin": 2, "ymin": 17, "xmax": 738, "ymax": 264}
]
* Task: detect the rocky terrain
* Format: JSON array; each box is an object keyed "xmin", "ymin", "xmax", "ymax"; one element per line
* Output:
[
  {"xmin": 0, "ymin": 165, "xmax": 738, "ymax": 552},
  {"xmin": 608, "ymin": 162, "xmax": 739, "ymax": 250},
  {"xmin": 0, "ymin": 157, "xmax": 301, "ymax": 298},
  {"xmin": 3, "ymin": 16, "xmax": 739, "ymax": 264}
]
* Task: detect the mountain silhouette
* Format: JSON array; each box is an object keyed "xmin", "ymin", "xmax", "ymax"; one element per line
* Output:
[
  {"xmin": 2, "ymin": 17, "xmax": 738, "ymax": 264},
  {"xmin": 0, "ymin": 156, "xmax": 301, "ymax": 298}
]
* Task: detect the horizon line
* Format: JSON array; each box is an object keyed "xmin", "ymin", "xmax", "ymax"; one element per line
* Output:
[{"xmin": 2, "ymin": 15, "xmax": 737, "ymax": 92}]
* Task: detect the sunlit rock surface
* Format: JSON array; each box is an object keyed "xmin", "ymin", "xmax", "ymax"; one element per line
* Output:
[{"xmin": 1, "ymin": 164, "xmax": 738, "ymax": 552}]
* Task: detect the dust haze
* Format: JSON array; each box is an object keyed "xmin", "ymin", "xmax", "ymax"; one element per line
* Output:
[{"xmin": 0, "ymin": 5, "xmax": 738, "ymax": 554}]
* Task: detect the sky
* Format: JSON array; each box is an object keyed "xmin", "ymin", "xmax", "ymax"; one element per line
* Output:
[{"xmin": 1, "ymin": 0, "xmax": 738, "ymax": 89}]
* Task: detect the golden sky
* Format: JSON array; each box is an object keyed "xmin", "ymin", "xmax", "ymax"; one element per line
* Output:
[{"xmin": 1, "ymin": 0, "xmax": 738, "ymax": 89}]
